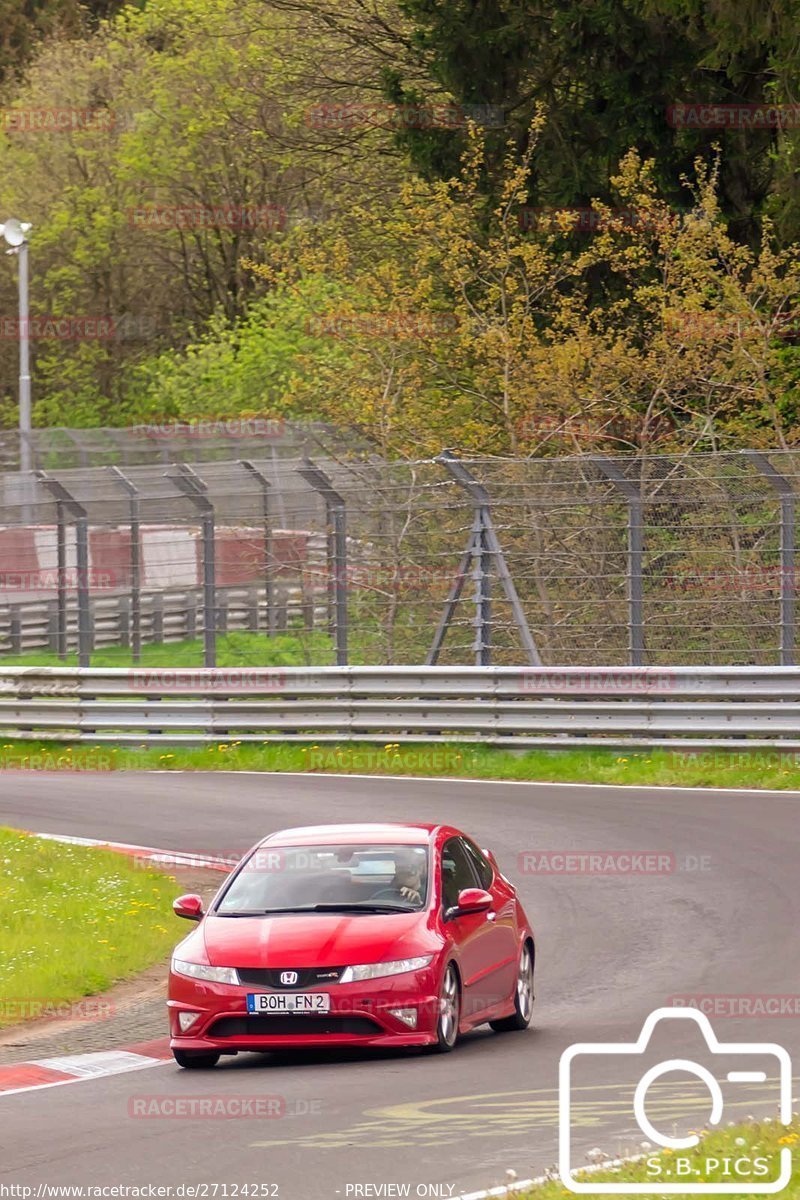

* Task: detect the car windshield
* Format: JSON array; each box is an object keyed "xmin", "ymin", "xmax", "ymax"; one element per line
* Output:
[{"xmin": 215, "ymin": 843, "xmax": 430, "ymax": 915}]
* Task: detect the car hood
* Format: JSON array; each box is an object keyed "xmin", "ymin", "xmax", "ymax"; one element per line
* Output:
[{"xmin": 201, "ymin": 911, "xmax": 435, "ymax": 969}]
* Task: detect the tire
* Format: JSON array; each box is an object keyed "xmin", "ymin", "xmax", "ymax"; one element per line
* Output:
[
  {"xmin": 172, "ymin": 1049, "xmax": 220, "ymax": 1069},
  {"xmin": 490, "ymin": 941, "xmax": 534, "ymax": 1033},
  {"xmin": 432, "ymin": 963, "xmax": 461, "ymax": 1053}
]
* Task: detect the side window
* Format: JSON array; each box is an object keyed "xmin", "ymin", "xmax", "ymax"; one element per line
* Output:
[
  {"xmin": 463, "ymin": 840, "xmax": 494, "ymax": 890},
  {"xmin": 441, "ymin": 837, "xmax": 480, "ymax": 910}
]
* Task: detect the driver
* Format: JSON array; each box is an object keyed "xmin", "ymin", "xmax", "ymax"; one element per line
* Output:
[{"xmin": 391, "ymin": 849, "xmax": 424, "ymax": 906}]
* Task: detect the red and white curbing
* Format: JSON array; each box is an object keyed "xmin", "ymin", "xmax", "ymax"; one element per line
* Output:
[
  {"xmin": 0, "ymin": 1039, "xmax": 173, "ymax": 1098},
  {"xmin": 0, "ymin": 832, "xmax": 233, "ymax": 1098},
  {"xmin": 30, "ymin": 831, "xmax": 237, "ymax": 873}
]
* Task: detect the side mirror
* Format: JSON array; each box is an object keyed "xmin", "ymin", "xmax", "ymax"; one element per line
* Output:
[
  {"xmin": 173, "ymin": 894, "xmax": 204, "ymax": 921},
  {"xmin": 445, "ymin": 887, "xmax": 493, "ymax": 920}
]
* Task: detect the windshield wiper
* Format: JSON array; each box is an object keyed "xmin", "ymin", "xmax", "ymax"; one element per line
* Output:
[
  {"xmin": 308, "ymin": 902, "xmax": 413, "ymax": 913},
  {"xmin": 218, "ymin": 903, "xmax": 414, "ymax": 916}
]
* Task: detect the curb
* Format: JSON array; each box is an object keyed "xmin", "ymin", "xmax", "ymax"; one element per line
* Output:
[
  {"xmin": 29, "ymin": 831, "xmax": 236, "ymax": 872},
  {"xmin": 0, "ymin": 1039, "xmax": 172, "ymax": 1098}
]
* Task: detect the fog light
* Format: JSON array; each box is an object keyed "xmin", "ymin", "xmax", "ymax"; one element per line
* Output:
[
  {"xmin": 178, "ymin": 1011, "xmax": 201, "ymax": 1033},
  {"xmin": 388, "ymin": 1007, "xmax": 418, "ymax": 1028}
]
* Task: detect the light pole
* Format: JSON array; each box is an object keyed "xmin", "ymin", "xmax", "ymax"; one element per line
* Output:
[{"xmin": 1, "ymin": 219, "xmax": 33, "ymax": 517}]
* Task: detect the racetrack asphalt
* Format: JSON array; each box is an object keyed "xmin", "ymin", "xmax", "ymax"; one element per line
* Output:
[{"xmin": 0, "ymin": 772, "xmax": 798, "ymax": 1198}]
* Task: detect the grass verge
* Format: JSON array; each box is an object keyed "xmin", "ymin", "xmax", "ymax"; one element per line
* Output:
[
  {"xmin": 0, "ymin": 630, "xmax": 335, "ymax": 669},
  {"xmin": 1, "ymin": 741, "xmax": 800, "ymax": 790},
  {"xmin": 0, "ymin": 828, "xmax": 180, "ymax": 1029},
  {"xmin": 518, "ymin": 1119, "xmax": 798, "ymax": 1198}
]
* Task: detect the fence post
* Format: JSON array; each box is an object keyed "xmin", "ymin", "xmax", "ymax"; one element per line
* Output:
[
  {"xmin": 429, "ymin": 450, "xmax": 541, "ymax": 666},
  {"xmin": 107, "ymin": 466, "xmax": 142, "ymax": 663},
  {"xmin": 297, "ymin": 459, "xmax": 348, "ymax": 665},
  {"xmin": 239, "ymin": 460, "xmax": 276, "ymax": 635},
  {"xmin": 165, "ymin": 465, "xmax": 217, "ymax": 667},
  {"xmin": 35, "ymin": 472, "xmax": 92, "ymax": 667},
  {"xmin": 591, "ymin": 457, "xmax": 644, "ymax": 666},
  {"xmin": 56, "ymin": 499, "xmax": 67, "ymax": 660},
  {"xmin": 744, "ymin": 451, "xmax": 796, "ymax": 665}
]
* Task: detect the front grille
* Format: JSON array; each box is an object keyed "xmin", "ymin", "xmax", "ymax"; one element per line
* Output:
[
  {"xmin": 209, "ymin": 1015, "xmax": 378, "ymax": 1037},
  {"xmin": 236, "ymin": 967, "xmax": 344, "ymax": 988}
]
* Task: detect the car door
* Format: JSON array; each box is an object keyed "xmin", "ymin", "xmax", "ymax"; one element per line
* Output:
[
  {"xmin": 462, "ymin": 838, "xmax": 519, "ymax": 1005},
  {"xmin": 440, "ymin": 836, "xmax": 515, "ymax": 1021}
]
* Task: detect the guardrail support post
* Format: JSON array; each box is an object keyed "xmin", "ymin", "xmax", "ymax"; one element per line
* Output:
[
  {"xmin": 744, "ymin": 451, "xmax": 796, "ymax": 665},
  {"xmin": 240, "ymin": 460, "xmax": 276, "ymax": 636},
  {"xmin": 428, "ymin": 450, "xmax": 541, "ymax": 666},
  {"xmin": 107, "ymin": 466, "xmax": 142, "ymax": 663},
  {"xmin": 35, "ymin": 472, "xmax": 92, "ymax": 667},
  {"xmin": 591, "ymin": 457, "xmax": 644, "ymax": 666},
  {"xmin": 165, "ymin": 464, "xmax": 217, "ymax": 667},
  {"xmin": 297, "ymin": 459, "xmax": 348, "ymax": 665}
]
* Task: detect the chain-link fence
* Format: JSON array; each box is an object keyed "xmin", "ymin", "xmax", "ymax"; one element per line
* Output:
[{"xmin": 0, "ymin": 440, "xmax": 799, "ymax": 666}]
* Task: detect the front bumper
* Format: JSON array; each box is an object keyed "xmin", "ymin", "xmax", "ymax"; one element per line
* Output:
[{"xmin": 168, "ymin": 969, "xmax": 441, "ymax": 1051}]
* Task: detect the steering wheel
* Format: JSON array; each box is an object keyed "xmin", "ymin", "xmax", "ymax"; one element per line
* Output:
[{"xmin": 369, "ymin": 886, "xmax": 422, "ymax": 905}]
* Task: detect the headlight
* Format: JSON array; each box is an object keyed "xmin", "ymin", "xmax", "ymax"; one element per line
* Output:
[
  {"xmin": 339, "ymin": 956, "xmax": 433, "ymax": 983},
  {"xmin": 172, "ymin": 958, "xmax": 240, "ymax": 985}
]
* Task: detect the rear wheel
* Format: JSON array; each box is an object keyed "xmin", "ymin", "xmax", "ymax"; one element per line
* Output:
[
  {"xmin": 173, "ymin": 1049, "xmax": 220, "ymax": 1069},
  {"xmin": 490, "ymin": 942, "xmax": 534, "ymax": 1033},
  {"xmin": 433, "ymin": 963, "xmax": 461, "ymax": 1052}
]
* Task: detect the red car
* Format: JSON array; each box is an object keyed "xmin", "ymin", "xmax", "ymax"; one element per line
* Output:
[{"xmin": 168, "ymin": 822, "xmax": 535, "ymax": 1067}]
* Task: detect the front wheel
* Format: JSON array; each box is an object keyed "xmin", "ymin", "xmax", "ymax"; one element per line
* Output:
[
  {"xmin": 173, "ymin": 1049, "xmax": 220, "ymax": 1069},
  {"xmin": 490, "ymin": 942, "xmax": 534, "ymax": 1033},
  {"xmin": 432, "ymin": 963, "xmax": 461, "ymax": 1052}
]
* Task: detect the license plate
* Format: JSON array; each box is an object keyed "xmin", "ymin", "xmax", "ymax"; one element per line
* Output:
[{"xmin": 246, "ymin": 992, "xmax": 330, "ymax": 1014}]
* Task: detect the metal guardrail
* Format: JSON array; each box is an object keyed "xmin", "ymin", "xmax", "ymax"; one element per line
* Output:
[
  {"xmin": 0, "ymin": 583, "xmax": 327, "ymax": 656},
  {"xmin": 2, "ymin": 665, "xmax": 800, "ymax": 748}
]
